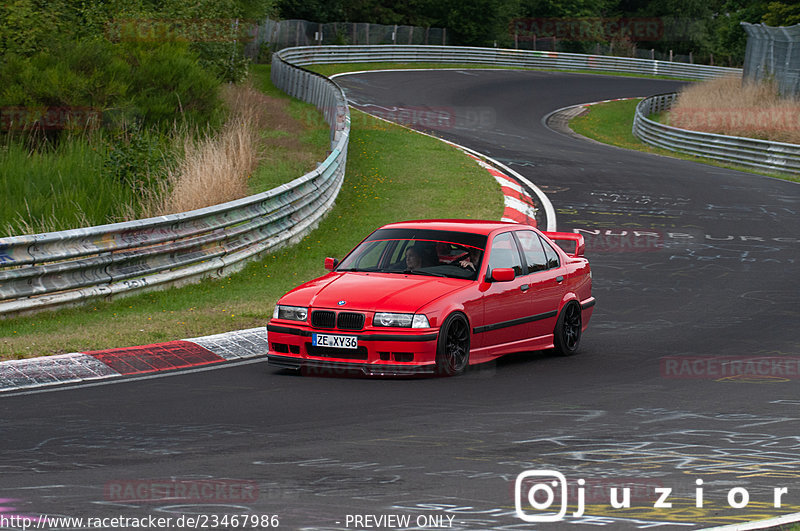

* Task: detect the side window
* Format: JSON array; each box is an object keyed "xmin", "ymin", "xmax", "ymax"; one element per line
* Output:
[
  {"xmin": 515, "ymin": 230, "xmax": 548, "ymax": 273},
  {"xmin": 388, "ymin": 240, "xmax": 409, "ymax": 265},
  {"xmin": 488, "ymin": 232, "xmax": 523, "ymax": 276},
  {"xmin": 539, "ymin": 235, "xmax": 560, "ymax": 269},
  {"xmin": 353, "ymin": 241, "xmax": 386, "ymax": 269}
]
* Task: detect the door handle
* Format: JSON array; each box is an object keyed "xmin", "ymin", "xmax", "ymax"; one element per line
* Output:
[
  {"xmin": 520, "ymin": 284, "xmax": 530, "ymax": 292},
  {"xmin": 556, "ymin": 276, "xmax": 564, "ymax": 283}
]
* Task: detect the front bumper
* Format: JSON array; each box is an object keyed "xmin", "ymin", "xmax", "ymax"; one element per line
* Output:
[
  {"xmin": 268, "ymin": 354, "xmax": 436, "ymax": 376},
  {"xmin": 266, "ymin": 322, "xmax": 439, "ymax": 376}
]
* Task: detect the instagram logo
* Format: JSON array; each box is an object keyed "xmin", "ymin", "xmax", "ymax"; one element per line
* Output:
[
  {"xmin": 514, "ymin": 470, "xmax": 569, "ymax": 522},
  {"xmin": 515, "ymin": 470, "xmax": 791, "ymax": 523}
]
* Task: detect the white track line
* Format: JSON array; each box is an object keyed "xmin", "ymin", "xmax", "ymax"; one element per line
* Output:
[{"xmin": 697, "ymin": 512, "xmax": 800, "ymax": 531}]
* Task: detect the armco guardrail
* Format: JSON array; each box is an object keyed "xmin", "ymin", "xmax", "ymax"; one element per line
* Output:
[
  {"xmin": 0, "ymin": 45, "xmax": 743, "ymax": 317},
  {"xmin": 278, "ymin": 45, "xmax": 741, "ymax": 80},
  {"xmin": 633, "ymin": 93, "xmax": 800, "ymax": 173},
  {"xmin": 0, "ymin": 52, "xmax": 349, "ymax": 317}
]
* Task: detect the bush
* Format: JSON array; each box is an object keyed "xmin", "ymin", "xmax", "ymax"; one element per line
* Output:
[
  {"xmin": 103, "ymin": 122, "xmax": 176, "ymax": 190},
  {"xmin": 192, "ymin": 41, "xmax": 251, "ymax": 83},
  {"xmin": 120, "ymin": 42, "xmax": 223, "ymax": 129},
  {"xmin": 0, "ymin": 40, "xmax": 222, "ymax": 135}
]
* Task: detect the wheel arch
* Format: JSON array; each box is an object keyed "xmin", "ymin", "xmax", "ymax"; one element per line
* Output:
[
  {"xmin": 435, "ymin": 310, "xmax": 472, "ymax": 376},
  {"xmin": 558, "ymin": 292, "xmax": 582, "ymax": 314}
]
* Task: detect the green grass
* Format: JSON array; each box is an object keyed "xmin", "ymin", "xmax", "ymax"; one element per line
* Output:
[
  {"xmin": 247, "ymin": 65, "xmax": 331, "ymax": 192},
  {"xmin": 569, "ymin": 99, "xmax": 800, "ymax": 183},
  {"xmin": 0, "ymin": 134, "xmax": 143, "ymax": 235},
  {"xmin": 650, "ymin": 110, "xmax": 669, "ymax": 124},
  {"xmin": 570, "ymin": 100, "xmax": 645, "ymax": 149},
  {"xmin": 0, "ymin": 107, "xmax": 502, "ymax": 358},
  {"xmin": 306, "ymin": 62, "xmax": 696, "ymax": 81}
]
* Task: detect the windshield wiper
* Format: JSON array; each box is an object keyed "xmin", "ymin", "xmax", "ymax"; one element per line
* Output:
[{"xmin": 402, "ymin": 269, "xmax": 447, "ymax": 277}]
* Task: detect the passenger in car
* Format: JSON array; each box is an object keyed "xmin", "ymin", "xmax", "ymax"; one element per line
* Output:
[
  {"xmin": 405, "ymin": 246, "xmax": 422, "ymax": 270},
  {"xmin": 459, "ymin": 247, "xmax": 483, "ymax": 271},
  {"xmin": 406, "ymin": 243, "xmax": 439, "ymax": 270}
]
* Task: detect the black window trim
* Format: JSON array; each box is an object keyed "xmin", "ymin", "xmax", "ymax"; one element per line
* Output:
[
  {"xmin": 485, "ymin": 230, "xmax": 528, "ymax": 280},
  {"xmin": 512, "ymin": 229, "xmax": 562, "ymax": 276},
  {"xmin": 538, "ymin": 233, "xmax": 561, "ymax": 270},
  {"xmin": 510, "ymin": 230, "xmax": 531, "ymax": 276}
]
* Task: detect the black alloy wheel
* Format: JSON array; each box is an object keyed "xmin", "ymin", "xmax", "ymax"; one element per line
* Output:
[
  {"xmin": 553, "ymin": 302, "xmax": 581, "ymax": 356},
  {"xmin": 436, "ymin": 313, "xmax": 470, "ymax": 376}
]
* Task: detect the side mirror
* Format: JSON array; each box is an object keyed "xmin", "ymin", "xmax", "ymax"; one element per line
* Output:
[
  {"xmin": 324, "ymin": 257, "xmax": 339, "ymax": 271},
  {"xmin": 490, "ymin": 267, "xmax": 515, "ymax": 282}
]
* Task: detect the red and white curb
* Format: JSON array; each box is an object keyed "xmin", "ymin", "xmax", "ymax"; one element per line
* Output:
[
  {"xmin": 465, "ymin": 154, "xmax": 538, "ymax": 226},
  {"xmin": 0, "ymin": 328, "xmax": 266, "ymax": 394}
]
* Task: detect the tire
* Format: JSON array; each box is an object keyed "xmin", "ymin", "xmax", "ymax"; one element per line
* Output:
[
  {"xmin": 436, "ymin": 313, "xmax": 471, "ymax": 376},
  {"xmin": 553, "ymin": 302, "xmax": 582, "ymax": 356}
]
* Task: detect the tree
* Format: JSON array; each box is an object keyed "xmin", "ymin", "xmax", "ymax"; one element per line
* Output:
[
  {"xmin": 276, "ymin": 0, "xmax": 344, "ymax": 22},
  {"xmin": 703, "ymin": 1, "xmax": 767, "ymax": 66},
  {"xmin": 0, "ymin": 0, "xmax": 70, "ymax": 56},
  {"xmin": 436, "ymin": 0, "xmax": 520, "ymax": 46},
  {"xmin": 763, "ymin": 2, "xmax": 800, "ymax": 26}
]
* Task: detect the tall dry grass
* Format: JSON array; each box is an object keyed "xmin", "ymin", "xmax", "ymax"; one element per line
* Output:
[
  {"xmin": 136, "ymin": 83, "xmax": 267, "ymax": 217},
  {"xmin": 668, "ymin": 76, "xmax": 800, "ymax": 145}
]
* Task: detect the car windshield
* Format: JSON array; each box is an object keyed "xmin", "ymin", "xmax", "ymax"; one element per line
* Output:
[{"xmin": 336, "ymin": 228, "xmax": 488, "ymax": 280}]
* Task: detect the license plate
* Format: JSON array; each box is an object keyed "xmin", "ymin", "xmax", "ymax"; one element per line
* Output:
[{"xmin": 312, "ymin": 333, "xmax": 358, "ymax": 349}]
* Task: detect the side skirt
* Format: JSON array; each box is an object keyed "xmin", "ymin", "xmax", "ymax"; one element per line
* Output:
[{"xmin": 469, "ymin": 334, "xmax": 554, "ymax": 364}]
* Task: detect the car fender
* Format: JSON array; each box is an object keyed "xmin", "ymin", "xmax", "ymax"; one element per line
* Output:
[
  {"xmin": 415, "ymin": 288, "xmax": 480, "ymax": 331},
  {"xmin": 558, "ymin": 293, "xmax": 582, "ymax": 315},
  {"xmin": 417, "ymin": 300, "xmax": 467, "ymax": 331}
]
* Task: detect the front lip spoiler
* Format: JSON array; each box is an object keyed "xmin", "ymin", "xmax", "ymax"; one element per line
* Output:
[{"xmin": 267, "ymin": 354, "xmax": 437, "ymax": 376}]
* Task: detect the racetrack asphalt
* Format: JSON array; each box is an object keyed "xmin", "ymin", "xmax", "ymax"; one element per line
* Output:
[{"xmin": 1, "ymin": 70, "xmax": 798, "ymax": 530}]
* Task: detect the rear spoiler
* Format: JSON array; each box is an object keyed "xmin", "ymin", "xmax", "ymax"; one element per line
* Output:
[{"xmin": 542, "ymin": 232, "xmax": 585, "ymax": 258}]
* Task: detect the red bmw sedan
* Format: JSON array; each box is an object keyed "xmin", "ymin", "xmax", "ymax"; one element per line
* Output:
[{"xmin": 267, "ymin": 220, "xmax": 594, "ymax": 376}]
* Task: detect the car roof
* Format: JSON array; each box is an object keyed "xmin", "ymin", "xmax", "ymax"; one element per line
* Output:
[{"xmin": 378, "ymin": 219, "xmax": 532, "ymax": 236}]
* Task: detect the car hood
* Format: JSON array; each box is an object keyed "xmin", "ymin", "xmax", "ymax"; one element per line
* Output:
[{"xmin": 279, "ymin": 272, "xmax": 467, "ymax": 313}]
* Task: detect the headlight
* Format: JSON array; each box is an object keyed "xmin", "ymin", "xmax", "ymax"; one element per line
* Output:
[
  {"xmin": 374, "ymin": 312, "xmax": 430, "ymax": 328},
  {"xmin": 412, "ymin": 314, "xmax": 430, "ymax": 328},
  {"xmin": 273, "ymin": 305, "xmax": 308, "ymax": 321}
]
